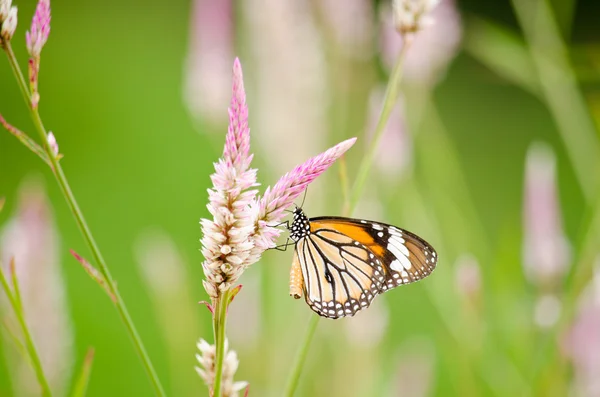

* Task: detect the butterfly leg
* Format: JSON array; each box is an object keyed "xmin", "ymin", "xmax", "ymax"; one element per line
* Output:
[
  {"xmin": 272, "ymin": 237, "xmax": 294, "ymax": 251},
  {"xmin": 271, "ymin": 220, "xmax": 290, "ymax": 229}
]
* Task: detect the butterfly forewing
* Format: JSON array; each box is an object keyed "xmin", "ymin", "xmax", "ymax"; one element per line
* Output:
[{"xmin": 295, "ymin": 216, "xmax": 437, "ymax": 319}]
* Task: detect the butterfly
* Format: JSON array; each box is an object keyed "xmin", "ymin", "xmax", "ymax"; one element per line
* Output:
[{"xmin": 286, "ymin": 207, "xmax": 438, "ymax": 319}]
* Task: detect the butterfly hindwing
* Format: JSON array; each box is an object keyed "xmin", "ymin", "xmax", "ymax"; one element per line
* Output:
[{"xmin": 297, "ymin": 228, "xmax": 385, "ymax": 318}]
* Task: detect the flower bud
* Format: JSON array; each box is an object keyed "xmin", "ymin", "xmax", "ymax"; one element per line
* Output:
[
  {"xmin": 0, "ymin": 6, "xmax": 17, "ymax": 42},
  {"xmin": 47, "ymin": 131, "xmax": 58, "ymax": 156}
]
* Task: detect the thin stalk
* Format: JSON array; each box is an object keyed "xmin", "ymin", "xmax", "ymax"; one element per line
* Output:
[
  {"xmin": 284, "ymin": 35, "xmax": 413, "ymax": 397},
  {"xmin": 511, "ymin": 0, "xmax": 600, "ymax": 202},
  {"xmin": 284, "ymin": 315, "xmax": 319, "ymax": 397},
  {"xmin": 0, "ymin": 264, "xmax": 53, "ymax": 397},
  {"xmin": 70, "ymin": 348, "xmax": 95, "ymax": 397},
  {"xmin": 212, "ymin": 290, "xmax": 231, "ymax": 397},
  {"xmin": 0, "ymin": 113, "xmax": 52, "ymax": 166},
  {"xmin": 2, "ymin": 43, "xmax": 166, "ymax": 396},
  {"xmin": 347, "ymin": 36, "xmax": 412, "ymax": 212}
]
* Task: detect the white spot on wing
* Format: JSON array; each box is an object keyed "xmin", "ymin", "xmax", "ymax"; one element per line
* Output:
[{"xmin": 390, "ymin": 259, "xmax": 402, "ymax": 272}]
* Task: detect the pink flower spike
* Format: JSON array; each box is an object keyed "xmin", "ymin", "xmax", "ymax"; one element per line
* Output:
[
  {"xmin": 26, "ymin": 0, "xmax": 50, "ymax": 58},
  {"xmin": 245, "ymin": 137, "xmax": 357, "ymax": 263},
  {"xmin": 200, "ymin": 58, "xmax": 258, "ymax": 299},
  {"xmin": 258, "ymin": 137, "xmax": 357, "ymax": 225},
  {"xmin": 224, "ymin": 58, "xmax": 252, "ymax": 173}
]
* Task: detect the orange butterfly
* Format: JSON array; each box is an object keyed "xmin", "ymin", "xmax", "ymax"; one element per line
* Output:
[{"xmin": 287, "ymin": 208, "xmax": 438, "ymax": 319}]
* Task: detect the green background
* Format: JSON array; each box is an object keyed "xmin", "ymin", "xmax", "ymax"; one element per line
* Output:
[{"xmin": 1, "ymin": 0, "xmax": 599, "ymax": 396}]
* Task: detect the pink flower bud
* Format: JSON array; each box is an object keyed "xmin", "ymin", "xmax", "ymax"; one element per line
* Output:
[
  {"xmin": 25, "ymin": 0, "xmax": 50, "ymax": 58},
  {"xmin": 47, "ymin": 131, "xmax": 58, "ymax": 155}
]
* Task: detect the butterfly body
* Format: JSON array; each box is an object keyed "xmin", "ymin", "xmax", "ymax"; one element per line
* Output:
[{"xmin": 288, "ymin": 208, "xmax": 437, "ymax": 319}]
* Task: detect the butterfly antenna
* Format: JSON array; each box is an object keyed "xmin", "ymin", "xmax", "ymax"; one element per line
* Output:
[{"xmin": 299, "ymin": 188, "xmax": 308, "ymax": 209}]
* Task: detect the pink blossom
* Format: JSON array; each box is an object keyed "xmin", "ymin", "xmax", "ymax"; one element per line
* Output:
[
  {"xmin": 381, "ymin": 0, "xmax": 462, "ymax": 86},
  {"xmin": 26, "ymin": 0, "xmax": 50, "ymax": 58},
  {"xmin": 522, "ymin": 142, "xmax": 570, "ymax": 289},
  {"xmin": 195, "ymin": 338, "xmax": 248, "ymax": 397},
  {"xmin": 392, "ymin": 0, "xmax": 440, "ymax": 34},
  {"xmin": 0, "ymin": 5, "xmax": 17, "ymax": 42},
  {"xmin": 200, "ymin": 58, "xmax": 357, "ymax": 299},
  {"xmin": 184, "ymin": 0, "xmax": 233, "ymax": 123},
  {"xmin": 248, "ymin": 137, "xmax": 357, "ymax": 257},
  {"xmin": 200, "ymin": 59, "xmax": 257, "ymax": 298},
  {"xmin": 0, "ymin": 179, "xmax": 72, "ymax": 395}
]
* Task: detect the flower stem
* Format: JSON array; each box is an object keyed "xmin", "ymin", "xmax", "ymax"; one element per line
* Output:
[
  {"xmin": 212, "ymin": 290, "xmax": 231, "ymax": 397},
  {"xmin": 284, "ymin": 315, "xmax": 319, "ymax": 397},
  {"xmin": 2, "ymin": 43, "xmax": 166, "ymax": 397},
  {"xmin": 347, "ymin": 36, "xmax": 412, "ymax": 212},
  {"xmin": 284, "ymin": 36, "xmax": 413, "ymax": 397},
  {"xmin": 0, "ymin": 263, "xmax": 53, "ymax": 397}
]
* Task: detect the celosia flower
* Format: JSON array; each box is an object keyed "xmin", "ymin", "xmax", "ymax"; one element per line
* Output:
[
  {"xmin": 522, "ymin": 142, "xmax": 570, "ymax": 289},
  {"xmin": 200, "ymin": 58, "xmax": 257, "ymax": 299},
  {"xmin": 246, "ymin": 137, "xmax": 357, "ymax": 265},
  {"xmin": 200, "ymin": 58, "xmax": 356, "ymax": 299},
  {"xmin": 0, "ymin": 0, "xmax": 12, "ymax": 21},
  {"xmin": 381, "ymin": 0, "xmax": 462, "ymax": 85},
  {"xmin": 392, "ymin": 0, "xmax": 440, "ymax": 34},
  {"xmin": 195, "ymin": 338, "xmax": 248, "ymax": 397},
  {"xmin": 25, "ymin": 0, "xmax": 50, "ymax": 58},
  {"xmin": 184, "ymin": 0, "xmax": 233, "ymax": 124},
  {"xmin": 0, "ymin": 4, "xmax": 17, "ymax": 42},
  {"xmin": 0, "ymin": 179, "xmax": 72, "ymax": 396}
]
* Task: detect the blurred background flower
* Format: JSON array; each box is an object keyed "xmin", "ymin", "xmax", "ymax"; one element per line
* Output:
[
  {"xmin": 134, "ymin": 229, "xmax": 200, "ymax": 397},
  {"xmin": 183, "ymin": 0, "xmax": 233, "ymax": 125},
  {"xmin": 380, "ymin": 0, "xmax": 462, "ymax": 86},
  {"xmin": 522, "ymin": 142, "xmax": 571, "ymax": 290},
  {"xmin": 0, "ymin": 178, "xmax": 72, "ymax": 396}
]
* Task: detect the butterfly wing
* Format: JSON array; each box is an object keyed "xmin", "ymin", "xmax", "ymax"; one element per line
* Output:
[{"xmin": 297, "ymin": 217, "xmax": 437, "ymax": 319}]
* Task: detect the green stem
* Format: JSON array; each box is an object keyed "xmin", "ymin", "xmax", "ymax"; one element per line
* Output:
[
  {"xmin": 284, "ymin": 315, "xmax": 319, "ymax": 397},
  {"xmin": 212, "ymin": 290, "xmax": 230, "ymax": 397},
  {"xmin": 284, "ymin": 35, "xmax": 413, "ymax": 397},
  {"xmin": 0, "ymin": 264, "xmax": 53, "ymax": 397},
  {"xmin": 347, "ymin": 36, "xmax": 412, "ymax": 212},
  {"xmin": 2, "ymin": 43, "xmax": 166, "ymax": 397}
]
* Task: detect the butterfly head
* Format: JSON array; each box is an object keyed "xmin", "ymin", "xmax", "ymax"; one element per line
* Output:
[{"xmin": 290, "ymin": 207, "xmax": 310, "ymax": 241}]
